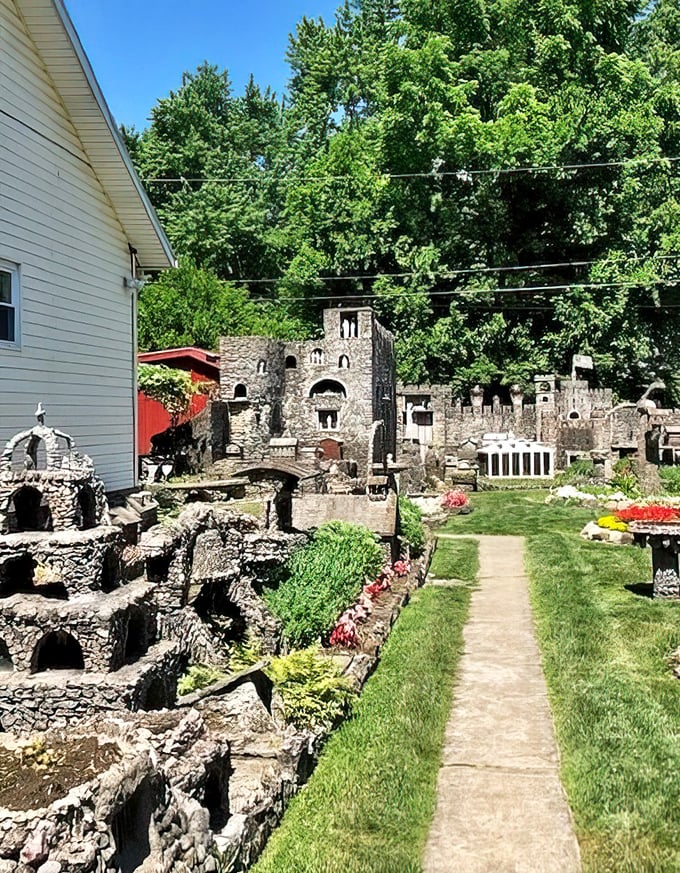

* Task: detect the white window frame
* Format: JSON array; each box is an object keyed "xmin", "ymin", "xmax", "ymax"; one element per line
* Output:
[{"xmin": 0, "ymin": 260, "xmax": 20, "ymax": 350}]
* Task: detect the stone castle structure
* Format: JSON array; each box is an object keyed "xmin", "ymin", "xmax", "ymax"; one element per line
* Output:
[
  {"xmin": 396, "ymin": 374, "xmax": 642, "ymax": 483},
  {"xmin": 219, "ymin": 307, "xmax": 396, "ymax": 471}
]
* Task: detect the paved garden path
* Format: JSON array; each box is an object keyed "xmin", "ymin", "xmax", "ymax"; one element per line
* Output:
[{"xmin": 423, "ymin": 534, "xmax": 581, "ymax": 873}]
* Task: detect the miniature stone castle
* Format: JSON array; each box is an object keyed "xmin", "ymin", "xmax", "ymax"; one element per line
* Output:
[{"xmin": 219, "ymin": 307, "xmax": 396, "ymax": 470}]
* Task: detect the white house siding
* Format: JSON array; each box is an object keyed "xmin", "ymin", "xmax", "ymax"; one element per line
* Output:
[{"xmin": 0, "ymin": 0, "xmax": 137, "ymax": 491}]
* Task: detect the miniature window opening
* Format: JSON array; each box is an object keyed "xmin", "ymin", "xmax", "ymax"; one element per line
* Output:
[
  {"xmin": 77, "ymin": 484, "xmax": 97, "ymax": 530},
  {"xmin": 146, "ymin": 554, "xmax": 171, "ymax": 585},
  {"xmin": 310, "ymin": 348, "xmax": 324, "ymax": 364},
  {"xmin": 0, "ymin": 639, "xmax": 12, "ymax": 672},
  {"xmin": 31, "ymin": 630, "xmax": 84, "ymax": 673},
  {"xmin": 9, "ymin": 485, "xmax": 52, "ymax": 532},
  {"xmin": 257, "ymin": 360, "xmax": 267, "ymax": 375},
  {"xmin": 568, "ymin": 410, "xmax": 581, "ymax": 420},
  {"xmin": 0, "ymin": 262, "xmax": 19, "ymax": 346},
  {"xmin": 0, "ymin": 554, "xmax": 35, "ymax": 598},
  {"xmin": 141, "ymin": 677, "xmax": 170, "ymax": 711},
  {"xmin": 101, "ymin": 549, "xmax": 120, "ymax": 593},
  {"xmin": 233, "ymin": 383, "xmax": 248, "ymax": 399},
  {"xmin": 125, "ymin": 607, "xmax": 149, "ymax": 662},
  {"xmin": 309, "ymin": 379, "xmax": 346, "ymax": 398},
  {"xmin": 318, "ymin": 410, "xmax": 338, "ymax": 430},
  {"xmin": 111, "ymin": 776, "xmax": 153, "ymax": 873},
  {"xmin": 194, "ymin": 583, "xmax": 248, "ymax": 643},
  {"xmin": 285, "ymin": 355, "xmax": 297, "ymax": 369},
  {"xmin": 204, "ymin": 766, "xmax": 231, "ymax": 831},
  {"xmin": 339, "ymin": 355, "xmax": 350, "ymax": 369},
  {"xmin": 340, "ymin": 312, "xmax": 358, "ymax": 338}
]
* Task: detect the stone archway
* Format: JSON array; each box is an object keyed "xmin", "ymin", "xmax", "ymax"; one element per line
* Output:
[
  {"xmin": 10, "ymin": 485, "xmax": 51, "ymax": 532},
  {"xmin": 30, "ymin": 630, "xmax": 84, "ymax": 672}
]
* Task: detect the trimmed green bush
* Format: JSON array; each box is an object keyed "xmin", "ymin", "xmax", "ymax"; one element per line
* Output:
[
  {"xmin": 177, "ymin": 664, "xmax": 227, "ymax": 696},
  {"xmin": 265, "ymin": 521, "xmax": 383, "ymax": 647},
  {"xmin": 398, "ymin": 496, "xmax": 426, "ymax": 556},
  {"xmin": 267, "ymin": 647, "xmax": 355, "ymax": 729},
  {"xmin": 660, "ymin": 465, "xmax": 680, "ymax": 496}
]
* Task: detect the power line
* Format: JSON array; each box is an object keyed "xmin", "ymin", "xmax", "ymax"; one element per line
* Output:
[
  {"xmin": 220, "ymin": 253, "xmax": 680, "ymax": 287},
  {"xmin": 141, "ymin": 154, "xmax": 680, "ymax": 185},
  {"xmin": 250, "ymin": 277, "xmax": 679, "ymax": 304}
]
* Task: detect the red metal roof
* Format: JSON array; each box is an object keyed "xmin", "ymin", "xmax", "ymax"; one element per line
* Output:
[{"xmin": 138, "ymin": 348, "xmax": 221, "ymax": 381}]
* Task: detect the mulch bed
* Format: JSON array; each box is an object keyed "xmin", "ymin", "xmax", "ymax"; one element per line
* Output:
[{"xmin": 0, "ymin": 737, "xmax": 119, "ymax": 810}]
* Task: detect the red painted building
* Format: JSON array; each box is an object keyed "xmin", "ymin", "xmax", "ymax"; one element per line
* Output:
[{"xmin": 138, "ymin": 348, "xmax": 220, "ymax": 454}]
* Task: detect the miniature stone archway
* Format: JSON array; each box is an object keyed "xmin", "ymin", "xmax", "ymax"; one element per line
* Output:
[
  {"xmin": 234, "ymin": 384, "xmax": 248, "ymax": 399},
  {"xmin": 111, "ymin": 776, "xmax": 154, "ymax": 873},
  {"xmin": 124, "ymin": 607, "xmax": 149, "ymax": 662},
  {"xmin": 0, "ymin": 639, "xmax": 13, "ymax": 672},
  {"xmin": 31, "ymin": 630, "xmax": 85, "ymax": 673},
  {"xmin": 10, "ymin": 485, "xmax": 51, "ymax": 532},
  {"xmin": 77, "ymin": 484, "xmax": 97, "ymax": 530},
  {"xmin": 339, "ymin": 355, "xmax": 350, "ymax": 369},
  {"xmin": 204, "ymin": 764, "xmax": 231, "ymax": 831},
  {"xmin": 285, "ymin": 355, "xmax": 297, "ymax": 369},
  {"xmin": 141, "ymin": 677, "xmax": 169, "ymax": 711},
  {"xmin": 309, "ymin": 379, "xmax": 347, "ymax": 398}
]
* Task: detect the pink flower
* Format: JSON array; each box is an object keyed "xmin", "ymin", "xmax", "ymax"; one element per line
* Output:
[{"xmin": 442, "ymin": 489, "xmax": 470, "ymax": 509}]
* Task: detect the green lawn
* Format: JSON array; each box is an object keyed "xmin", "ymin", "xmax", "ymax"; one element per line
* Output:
[
  {"xmin": 252, "ymin": 540, "xmax": 476, "ymax": 873},
  {"xmin": 448, "ymin": 491, "xmax": 680, "ymax": 873}
]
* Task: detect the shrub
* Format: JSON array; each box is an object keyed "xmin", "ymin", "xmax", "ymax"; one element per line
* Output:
[
  {"xmin": 266, "ymin": 647, "xmax": 355, "ymax": 729},
  {"xmin": 398, "ymin": 496, "xmax": 426, "ymax": 557},
  {"xmin": 659, "ymin": 466, "xmax": 680, "ymax": 496},
  {"xmin": 610, "ymin": 458, "xmax": 641, "ymax": 499},
  {"xmin": 441, "ymin": 489, "xmax": 470, "ymax": 510},
  {"xmin": 264, "ymin": 522, "xmax": 383, "ymax": 648},
  {"xmin": 554, "ymin": 460, "xmax": 596, "ymax": 486},
  {"xmin": 177, "ymin": 664, "xmax": 227, "ymax": 696}
]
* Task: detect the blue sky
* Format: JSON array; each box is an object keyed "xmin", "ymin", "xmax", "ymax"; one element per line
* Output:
[{"xmin": 65, "ymin": 0, "xmax": 341, "ymax": 131}]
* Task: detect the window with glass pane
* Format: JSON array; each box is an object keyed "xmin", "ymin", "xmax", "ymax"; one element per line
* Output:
[{"xmin": 0, "ymin": 269, "xmax": 15, "ymax": 343}]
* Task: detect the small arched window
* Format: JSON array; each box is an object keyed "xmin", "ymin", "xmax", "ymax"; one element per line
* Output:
[
  {"xmin": 568, "ymin": 410, "xmax": 581, "ymax": 420},
  {"xmin": 31, "ymin": 631, "xmax": 84, "ymax": 673},
  {"xmin": 310, "ymin": 349, "xmax": 324, "ymax": 365},
  {"xmin": 257, "ymin": 360, "xmax": 267, "ymax": 375},
  {"xmin": 285, "ymin": 355, "xmax": 297, "ymax": 370},
  {"xmin": 339, "ymin": 355, "xmax": 350, "ymax": 370},
  {"xmin": 234, "ymin": 384, "xmax": 248, "ymax": 399},
  {"xmin": 309, "ymin": 379, "xmax": 347, "ymax": 398}
]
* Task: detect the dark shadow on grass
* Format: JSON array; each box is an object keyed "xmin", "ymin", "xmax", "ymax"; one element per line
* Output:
[{"xmin": 625, "ymin": 581, "xmax": 654, "ymax": 599}]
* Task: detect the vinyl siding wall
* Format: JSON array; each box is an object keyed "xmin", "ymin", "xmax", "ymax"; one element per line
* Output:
[{"xmin": 0, "ymin": 0, "xmax": 136, "ymax": 491}]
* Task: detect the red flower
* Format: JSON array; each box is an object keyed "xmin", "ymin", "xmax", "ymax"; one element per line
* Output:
[{"xmin": 616, "ymin": 504, "xmax": 680, "ymax": 524}]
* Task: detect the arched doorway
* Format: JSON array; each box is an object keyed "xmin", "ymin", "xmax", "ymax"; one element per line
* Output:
[
  {"xmin": 10, "ymin": 486, "xmax": 51, "ymax": 532},
  {"xmin": 31, "ymin": 631, "xmax": 84, "ymax": 672},
  {"xmin": 0, "ymin": 639, "xmax": 13, "ymax": 672},
  {"xmin": 77, "ymin": 485, "xmax": 97, "ymax": 530},
  {"xmin": 124, "ymin": 608, "xmax": 149, "ymax": 661}
]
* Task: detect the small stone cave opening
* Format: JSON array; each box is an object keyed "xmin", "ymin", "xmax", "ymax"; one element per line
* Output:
[
  {"xmin": 234, "ymin": 383, "xmax": 248, "ymax": 399},
  {"xmin": 285, "ymin": 355, "xmax": 297, "ymax": 369},
  {"xmin": 30, "ymin": 630, "xmax": 85, "ymax": 673},
  {"xmin": 0, "ymin": 554, "xmax": 67, "ymax": 600},
  {"xmin": 77, "ymin": 485, "xmax": 97, "ymax": 530},
  {"xmin": 203, "ymin": 764, "xmax": 231, "ymax": 832},
  {"xmin": 140, "ymin": 677, "xmax": 171, "ymax": 711},
  {"xmin": 8, "ymin": 486, "xmax": 52, "ymax": 533},
  {"xmin": 0, "ymin": 639, "xmax": 13, "ymax": 673},
  {"xmin": 124, "ymin": 608, "xmax": 150, "ymax": 662},
  {"xmin": 146, "ymin": 554, "xmax": 171, "ymax": 585},
  {"xmin": 111, "ymin": 776, "xmax": 154, "ymax": 873},
  {"xmin": 194, "ymin": 582, "xmax": 247, "ymax": 645},
  {"xmin": 101, "ymin": 549, "xmax": 121, "ymax": 593}
]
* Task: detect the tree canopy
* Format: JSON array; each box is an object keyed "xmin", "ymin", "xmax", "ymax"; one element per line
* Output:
[{"xmin": 131, "ymin": 0, "xmax": 680, "ymax": 400}]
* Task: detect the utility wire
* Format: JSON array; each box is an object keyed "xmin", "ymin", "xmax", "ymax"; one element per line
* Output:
[
  {"xmin": 141, "ymin": 154, "xmax": 680, "ymax": 185},
  {"xmin": 218, "ymin": 253, "xmax": 680, "ymax": 287},
  {"xmin": 250, "ymin": 277, "xmax": 680, "ymax": 304}
]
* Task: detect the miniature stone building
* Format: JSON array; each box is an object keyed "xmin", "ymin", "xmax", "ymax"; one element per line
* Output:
[
  {"xmin": 219, "ymin": 307, "xmax": 396, "ymax": 469},
  {"xmin": 396, "ymin": 374, "xmax": 641, "ymax": 482},
  {"xmin": 0, "ymin": 409, "xmax": 182, "ymax": 734}
]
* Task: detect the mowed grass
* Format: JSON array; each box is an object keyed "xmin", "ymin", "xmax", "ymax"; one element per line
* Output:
[
  {"xmin": 449, "ymin": 491, "xmax": 680, "ymax": 872},
  {"xmin": 252, "ymin": 540, "xmax": 476, "ymax": 873}
]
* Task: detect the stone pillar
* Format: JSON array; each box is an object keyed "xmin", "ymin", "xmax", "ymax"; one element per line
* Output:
[
  {"xmin": 470, "ymin": 385, "xmax": 484, "ymax": 418},
  {"xmin": 510, "ymin": 384, "xmax": 524, "ymax": 420},
  {"xmin": 492, "ymin": 395, "xmax": 501, "ymax": 416}
]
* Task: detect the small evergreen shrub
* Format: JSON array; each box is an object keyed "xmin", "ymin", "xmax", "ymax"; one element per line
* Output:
[
  {"xmin": 266, "ymin": 647, "xmax": 355, "ymax": 729},
  {"xmin": 659, "ymin": 466, "xmax": 680, "ymax": 496},
  {"xmin": 398, "ymin": 496, "xmax": 426, "ymax": 557},
  {"xmin": 265, "ymin": 522, "xmax": 383, "ymax": 647},
  {"xmin": 177, "ymin": 664, "xmax": 227, "ymax": 696}
]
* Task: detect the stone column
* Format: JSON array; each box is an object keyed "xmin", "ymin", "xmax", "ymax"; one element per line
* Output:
[{"xmin": 470, "ymin": 385, "xmax": 484, "ymax": 418}]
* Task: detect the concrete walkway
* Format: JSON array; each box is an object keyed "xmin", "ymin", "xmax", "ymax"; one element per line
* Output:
[{"xmin": 423, "ymin": 535, "xmax": 581, "ymax": 873}]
